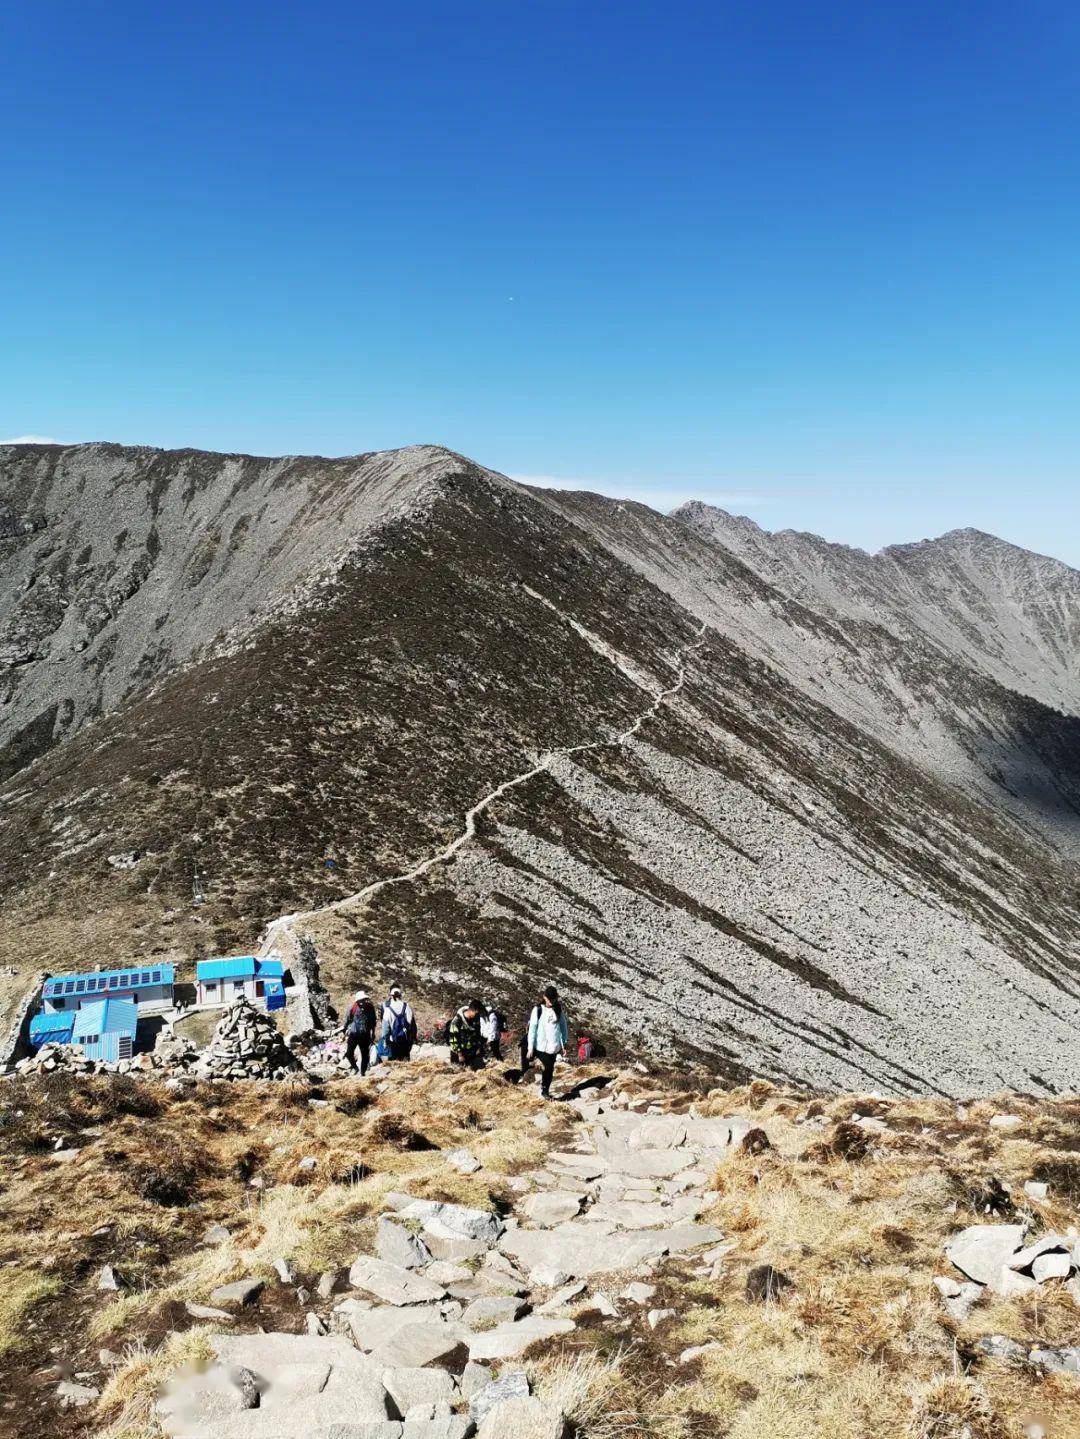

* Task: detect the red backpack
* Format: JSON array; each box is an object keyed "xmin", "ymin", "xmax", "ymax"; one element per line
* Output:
[{"xmin": 577, "ymin": 1035, "xmax": 594, "ymax": 1062}]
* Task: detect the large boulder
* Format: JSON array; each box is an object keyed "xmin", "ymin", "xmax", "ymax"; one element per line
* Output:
[
  {"xmin": 944, "ymin": 1225, "xmax": 1027, "ymax": 1287},
  {"xmin": 393, "ymin": 1200, "xmax": 504, "ymax": 1246},
  {"xmin": 348, "ymin": 1258, "xmax": 446, "ymax": 1307},
  {"xmin": 499, "ymin": 1222, "xmax": 724, "ymax": 1279},
  {"xmin": 519, "ymin": 1192, "xmax": 582, "ymax": 1228},
  {"xmin": 377, "ymin": 1217, "xmax": 432, "ymax": 1271},
  {"xmin": 157, "ymin": 1333, "xmax": 391, "ymax": 1439},
  {"xmin": 475, "ymin": 1395, "xmax": 568, "ymax": 1439}
]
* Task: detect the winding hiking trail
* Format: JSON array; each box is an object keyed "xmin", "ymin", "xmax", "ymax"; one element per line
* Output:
[{"xmin": 262, "ymin": 622, "xmax": 708, "ymax": 952}]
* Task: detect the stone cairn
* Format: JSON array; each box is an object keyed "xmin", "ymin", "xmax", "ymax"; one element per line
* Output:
[{"xmin": 194, "ymin": 998, "xmax": 302, "ymax": 1081}]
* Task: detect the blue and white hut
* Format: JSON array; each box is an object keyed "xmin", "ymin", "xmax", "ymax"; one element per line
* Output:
[
  {"xmin": 41, "ymin": 965, "xmax": 175, "ymax": 1016},
  {"xmin": 71, "ymin": 998, "xmax": 138, "ymax": 1063},
  {"xmin": 195, "ymin": 957, "xmax": 286, "ymax": 1010}
]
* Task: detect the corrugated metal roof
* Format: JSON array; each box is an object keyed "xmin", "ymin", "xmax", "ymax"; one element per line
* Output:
[
  {"xmin": 256, "ymin": 959, "xmax": 283, "ymax": 979},
  {"xmin": 30, "ymin": 1011, "xmax": 75, "ymax": 1043},
  {"xmin": 42, "ymin": 964, "xmax": 175, "ymax": 999},
  {"xmin": 197, "ymin": 956, "xmax": 257, "ymax": 981},
  {"xmin": 72, "ymin": 998, "xmax": 138, "ymax": 1040}
]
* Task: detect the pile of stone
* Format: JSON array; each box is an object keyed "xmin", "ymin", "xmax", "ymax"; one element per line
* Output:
[
  {"xmin": 15, "ymin": 1042, "xmax": 109, "ymax": 1077},
  {"xmin": 938, "ymin": 1221, "xmax": 1080, "ymax": 1320},
  {"xmin": 193, "ymin": 998, "xmax": 302, "ymax": 1081},
  {"xmin": 151, "ymin": 1028, "xmax": 200, "ymax": 1070},
  {"xmin": 14, "ymin": 1029, "xmax": 200, "ymax": 1080}
]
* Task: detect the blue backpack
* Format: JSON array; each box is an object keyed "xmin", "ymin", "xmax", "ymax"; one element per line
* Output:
[{"xmin": 388, "ymin": 1004, "xmax": 410, "ymax": 1045}]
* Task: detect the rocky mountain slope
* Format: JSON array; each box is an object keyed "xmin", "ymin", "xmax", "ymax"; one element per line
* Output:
[
  {"xmin": 674, "ymin": 500, "xmax": 1080, "ymax": 717},
  {"xmin": 1, "ymin": 441, "xmax": 1078, "ymax": 1094}
]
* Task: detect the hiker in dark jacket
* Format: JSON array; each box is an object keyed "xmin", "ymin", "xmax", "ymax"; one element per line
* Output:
[
  {"xmin": 343, "ymin": 991, "xmax": 377, "ymax": 1075},
  {"xmin": 381, "ymin": 985, "xmax": 416, "ymax": 1061},
  {"xmin": 448, "ymin": 998, "xmax": 486, "ymax": 1069},
  {"xmin": 524, "ymin": 984, "xmax": 569, "ymax": 1099}
]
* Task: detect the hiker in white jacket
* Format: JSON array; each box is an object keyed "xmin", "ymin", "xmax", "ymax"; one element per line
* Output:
[
  {"xmin": 381, "ymin": 986, "xmax": 416, "ymax": 1061},
  {"xmin": 525, "ymin": 985, "xmax": 569, "ymax": 1099}
]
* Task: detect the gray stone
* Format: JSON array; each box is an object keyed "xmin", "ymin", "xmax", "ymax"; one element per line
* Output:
[
  {"xmin": 369, "ymin": 1320, "xmax": 470, "ymax": 1372},
  {"xmin": 274, "ymin": 1257, "xmax": 294, "ymax": 1283},
  {"xmin": 538, "ymin": 1281, "xmax": 587, "ymax": 1313},
  {"xmin": 461, "ymin": 1361, "xmax": 491, "ymax": 1399},
  {"xmin": 520, "ymin": 1192, "xmax": 582, "ymax": 1228},
  {"xmin": 186, "ymin": 1301, "xmax": 236, "ymax": 1322},
  {"xmin": 468, "ymin": 1316, "xmax": 576, "ymax": 1361},
  {"xmin": 425, "ymin": 1234, "xmax": 489, "ymax": 1263},
  {"xmin": 203, "ymin": 1225, "xmax": 232, "ymax": 1245},
  {"xmin": 377, "ymin": 1217, "xmax": 433, "ymax": 1271},
  {"xmin": 932, "ymin": 1276, "xmax": 982, "ymax": 1322},
  {"xmin": 57, "ymin": 1381, "xmax": 100, "ymax": 1408},
  {"xmin": 619, "ymin": 1282, "xmax": 656, "ymax": 1304},
  {"xmin": 348, "ymin": 1257, "xmax": 445, "ymax": 1306},
  {"xmin": 469, "ymin": 1369, "xmax": 530, "ymax": 1425},
  {"xmin": 401, "ymin": 1420, "xmax": 472, "ymax": 1439},
  {"xmin": 446, "ymin": 1148, "xmax": 482, "ymax": 1174},
  {"xmin": 1030, "ymin": 1346, "xmax": 1080, "ymax": 1375},
  {"xmin": 346, "ymin": 1304, "xmax": 443, "ymax": 1351},
  {"xmin": 1024, "ymin": 1180, "xmax": 1049, "ymax": 1201},
  {"xmin": 461, "ymin": 1295, "xmax": 527, "ymax": 1329},
  {"xmin": 1007, "ymin": 1233, "xmax": 1070, "ymax": 1273},
  {"xmin": 944, "ymin": 1224, "xmax": 1026, "ymax": 1286},
  {"xmin": 476, "ymin": 1396, "xmax": 567, "ymax": 1439},
  {"xmin": 1033, "ymin": 1251, "xmax": 1072, "ymax": 1283},
  {"xmin": 317, "ymin": 1269, "xmax": 339, "ymax": 1299},
  {"xmin": 209, "ymin": 1277, "xmax": 264, "ymax": 1308},
  {"xmin": 307, "ymin": 1312, "xmax": 328, "ymax": 1335},
  {"xmin": 647, "ymin": 1307, "xmax": 676, "ymax": 1328},
  {"xmin": 381, "ymin": 1365, "xmax": 457, "ymax": 1418},
  {"xmin": 528, "ymin": 1265, "xmax": 570, "ymax": 1289},
  {"xmin": 394, "ymin": 1200, "xmax": 503, "ymax": 1245},
  {"xmin": 97, "ymin": 1264, "xmax": 122, "ymax": 1291},
  {"xmin": 974, "ymin": 1334, "xmax": 1027, "ymax": 1364},
  {"xmin": 217, "ymin": 1332, "xmax": 387, "ymax": 1416},
  {"xmin": 989, "ymin": 1114, "xmax": 1022, "ymax": 1131},
  {"xmin": 679, "ymin": 1342, "xmax": 723, "ymax": 1364},
  {"xmin": 503, "ymin": 1222, "xmax": 724, "ymax": 1279}
]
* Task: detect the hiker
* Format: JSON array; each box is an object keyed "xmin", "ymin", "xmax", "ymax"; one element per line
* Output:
[
  {"xmin": 381, "ymin": 985, "xmax": 416, "ymax": 1061},
  {"xmin": 342, "ymin": 990, "xmax": 377, "ymax": 1075},
  {"xmin": 481, "ymin": 1004, "xmax": 505, "ymax": 1060},
  {"xmin": 525, "ymin": 985, "xmax": 569, "ymax": 1099},
  {"xmin": 448, "ymin": 997, "xmax": 486, "ymax": 1069}
]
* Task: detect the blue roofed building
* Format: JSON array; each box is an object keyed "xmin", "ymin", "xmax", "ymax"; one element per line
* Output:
[
  {"xmin": 71, "ymin": 998, "xmax": 138, "ymax": 1063},
  {"xmin": 196, "ymin": 956, "xmax": 286, "ymax": 1011},
  {"xmin": 29, "ymin": 1010, "xmax": 75, "ymax": 1049},
  {"xmin": 41, "ymin": 964, "xmax": 175, "ymax": 1016},
  {"xmin": 29, "ymin": 998, "xmax": 137, "ymax": 1062}
]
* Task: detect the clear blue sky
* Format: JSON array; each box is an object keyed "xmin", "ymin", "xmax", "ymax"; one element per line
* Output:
[{"xmin": 3, "ymin": 1, "xmax": 1079, "ymax": 563}]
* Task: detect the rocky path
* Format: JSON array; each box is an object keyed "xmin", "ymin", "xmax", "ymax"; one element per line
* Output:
[
  {"xmin": 260, "ymin": 625, "xmax": 707, "ymax": 957},
  {"xmin": 158, "ymin": 1077, "xmax": 746, "ymax": 1439}
]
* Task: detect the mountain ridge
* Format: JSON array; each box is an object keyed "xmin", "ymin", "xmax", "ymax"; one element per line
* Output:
[{"xmin": 2, "ymin": 441, "xmax": 1078, "ymax": 1094}]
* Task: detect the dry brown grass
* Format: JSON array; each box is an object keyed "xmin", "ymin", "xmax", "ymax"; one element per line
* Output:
[
  {"xmin": 532, "ymin": 1081, "xmax": 1080, "ymax": 1439},
  {"xmin": 7, "ymin": 1066, "xmax": 1080, "ymax": 1439}
]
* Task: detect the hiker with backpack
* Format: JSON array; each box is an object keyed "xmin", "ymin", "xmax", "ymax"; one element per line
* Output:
[
  {"xmin": 524, "ymin": 985, "xmax": 569, "ymax": 1099},
  {"xmin": 381, "ymin": 985, "xmax": 416, "ymax": 1061},
  {"xmin": 448, "ymin": 998, "xmax": 486, "ymax": 1069},
  {"xmin": 481, "ymin": 1004, "xmax": 506, "ymax": 1061},
  {"xmin": 342, "ymin": 991, "xmax": 377, "ymax": 1075}
]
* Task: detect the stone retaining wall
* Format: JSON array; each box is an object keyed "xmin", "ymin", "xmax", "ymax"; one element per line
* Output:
[{"xmin": 1, "ymin": 971, "xmax": 47, "ymax": 1070}]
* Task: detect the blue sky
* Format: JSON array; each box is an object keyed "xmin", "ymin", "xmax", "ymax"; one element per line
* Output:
[{"xmin": 3, "ymin": 1, "xmax": 1079, "ymax": 564}]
